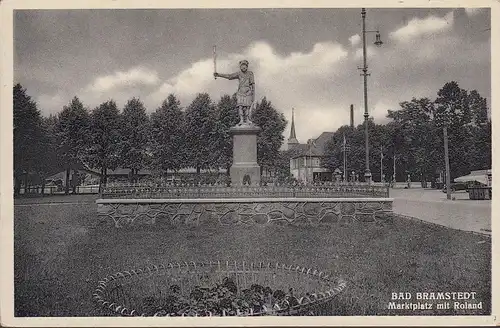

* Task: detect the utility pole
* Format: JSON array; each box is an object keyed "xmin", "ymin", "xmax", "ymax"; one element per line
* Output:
[
  {"xmin": 380, "ymin": 146, "xmax": 383, "ymax": 184},
  {"xmin": 393, "ymin": 154, "xmax": 396, "ymax": 187},
  {"xmin": 359, "ymin": 8, "xmax": 383, "ymax": 184},
  {"xmin": 361, "ymin": 8, "xmax": 371, "ymax": 184},
  {"xmin": 443, "ymin": 125, "xmax": 452, "ymax": 200},
  {"xmin": 343, "ymin": 132, "xmax": 347, "ymax": 183}
]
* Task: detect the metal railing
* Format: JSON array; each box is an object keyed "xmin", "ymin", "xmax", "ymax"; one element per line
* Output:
[
  {"xmin": 101, "ymin": 181, "xmax": 390, "ymax": 199},
  {"xmin": 94, "ymin": 260, "xmax": 347, "ymax": 317}
]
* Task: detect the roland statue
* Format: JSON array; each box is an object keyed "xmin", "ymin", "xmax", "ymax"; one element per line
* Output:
[{"xmin": 214, "ymin": 59, "xmax": 256, "ymax": 126}]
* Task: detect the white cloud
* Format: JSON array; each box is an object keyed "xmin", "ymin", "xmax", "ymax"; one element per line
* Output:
[
  {"xmin": 349, "ymin": 34, "xmax": 361, "ymax": 47},
  {"xmin": 85, "ymin": 66, "xmax": 160, "ymax": 93},
  {"xmin": 354, "ymin": 46, "xmax": 376, "ymax": 60},
  {"xmin": 389, "ymin": 11, "xmax": 454, "ymax": 43},
  {"xmin": 145, "ymin": 41, "xmax": 351, "ymax": 141},
  {"xmin": 37, "ymin": 93, "xmax": 66, "ymax": 115},
  {"xmin": 464, "ymin": 8, "xmax": 484, "ymax": 17},
  {"xmin": 147, "ymin": 40, "xmax": 349, "ymax": 112}
]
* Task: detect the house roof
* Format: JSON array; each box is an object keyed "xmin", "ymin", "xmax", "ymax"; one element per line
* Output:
[{"xmin": 290, "ymin": 131, "xmax": 334, "ymax": 158}]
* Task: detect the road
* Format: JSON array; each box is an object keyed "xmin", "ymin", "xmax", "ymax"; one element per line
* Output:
[{"xmin": 389, "ymin": 188, "xmax": 491, "ymax": 235}]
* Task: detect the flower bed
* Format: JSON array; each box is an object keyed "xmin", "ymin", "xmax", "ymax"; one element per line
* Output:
[{"xmin": 93, "ymin": 261, "xmax": 347, "ymax": 316}]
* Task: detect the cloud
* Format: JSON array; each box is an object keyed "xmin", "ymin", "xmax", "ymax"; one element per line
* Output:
[
  {"xmin": 37, "ymin": 93, "xmax": 66, "ymax": 115},
  {"xmin": 464, "ymin": 8, "xmax": 484, "ymax": 17},
  {"xmin": 349, "ymin": 34, "xmax": 361, "ymax": 47},
  {"xmin": 85, "ymin": 66, "xmax": 160, "ymax": 93},
  {"xmin": 147, "ymin": 40, "xmax": 350, "ymax": 112},
  {"xmin": 354, "ymin": 46, "xmax": 376, "ymax": 60},
  {"xmin": 389, "ymin": 11, "xmax": 454, "ymax": 43}
]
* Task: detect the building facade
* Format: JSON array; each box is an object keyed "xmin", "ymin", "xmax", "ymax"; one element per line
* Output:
[{"xmin": 287, "ymin": 109, "xmax": 334, "ymax": 183}]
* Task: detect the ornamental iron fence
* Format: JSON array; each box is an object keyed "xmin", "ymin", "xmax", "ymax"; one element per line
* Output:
[
  {"xmin": 101, "ymin": 181, "xmax": 390, "ymax": 199},
  {"xmin": 93, "ymin": 260, "xmax": 347, "ymax": 317}
]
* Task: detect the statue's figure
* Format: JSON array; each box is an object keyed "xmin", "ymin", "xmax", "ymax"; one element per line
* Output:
[{"xmin": 214, "ymin": 60, "xmax": 255, "ymax": 125}]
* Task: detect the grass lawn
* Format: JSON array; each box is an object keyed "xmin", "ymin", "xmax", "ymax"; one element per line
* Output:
[{"xmin": 14, "ymin": 196, "xmax": 491, "ymax": 316}]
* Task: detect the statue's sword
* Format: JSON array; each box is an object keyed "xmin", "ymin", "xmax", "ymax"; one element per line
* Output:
[{"xmin": 213, "ymin": 45, "xmax": 217, "ymax": 79}]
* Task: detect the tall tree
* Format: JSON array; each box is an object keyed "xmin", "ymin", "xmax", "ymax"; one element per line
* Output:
[
  {"xmin": 55, "ymin": 96, "xmax": 91, "ymax": 194},
  {"xmin": 212, "ymin": 94, "xmax": 239, "ymax": 174},
  {"xmin": 37, "ymin": 115, "xmax": 61, "ymax": 195},
  {"xmin": 120, "ymin": 97, "xmax": 150, "ymax": 181},
  {"xmin": 13, "ymin": 84, "xmax": 47, "ymax": 195},
  {"xmin": 386, "ymin": 98, "xmax": 440, "ymax": 183},
  {"xmin": 88, "ymin": 100, "xmax": 121, "ymax": 190},
  {"xmin": 150, "ymin": 94, "xmax": 186, "ymax": 177},
  {"xmin": 184, "ymin": 93, "xmax": 218, "ymax": 181},
  {"xmin": 251, "ymin": 97, "xmax": 287, "ymax": 175},
  {"xmin": 467, "ymin": 90, "xmax": 491, "ymax": 170},
  {"xmin": 435, "ymin": 81, "xmax": 473, "ymax": 179}
]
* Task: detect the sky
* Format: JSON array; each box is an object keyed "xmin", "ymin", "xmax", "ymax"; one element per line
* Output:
[{"xmin": 14, "ymin": 7, "xmax": 491, "ymax": 143}]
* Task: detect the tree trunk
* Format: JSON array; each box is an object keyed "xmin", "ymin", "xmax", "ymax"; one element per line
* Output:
[
  {"xmin": 196, "ymin": 166, "xmax": 201, "ymax": 185},
  {"xmin": 14, "ymin": 176, "xmax": 21, "ymax": 197},
  {"xmin": 65, "ymin": 167, "xmax": 70, "ymax": 195},
  {"xmin": 40, "ymin": 175, "xmax": 46, "ymax": 196},
  {"xmin": 72, "ymin": 169, "xmax": 77, "ymax": 194},
  {"xmin": 103, "ymin": 167, "xmax": 108, "ymax": 186},
  {"xmin": 99, "ymin": 167, "xmax": 104, "ymax": 195},
  {"xmin": 24, "ymin": 173, "xmax": 29, "ymax": 195}
]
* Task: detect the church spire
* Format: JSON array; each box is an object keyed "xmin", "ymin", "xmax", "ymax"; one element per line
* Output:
[{"xmin": 287, "ymin": 107, "xmax": 299, "ymax": 149}]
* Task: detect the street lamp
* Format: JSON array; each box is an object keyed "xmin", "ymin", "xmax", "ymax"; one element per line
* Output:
[{"xmin": 359, "ymin": 8, "xmax": 383, "ymax": 184}]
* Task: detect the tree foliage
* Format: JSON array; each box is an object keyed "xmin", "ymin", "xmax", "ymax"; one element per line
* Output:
[
  {"xmin": 119, "ymin": 97, "xmax": 150, "ymax": 180},
  {"xmin": 184, "ymin": 93, "xmax": 218, "ymax": 177},
  {"xmin": 150, "ymin": 94, "xmax": 186, "ymax": 175},
  {"xmin": 212, "ymin": 94, "xmax": 239, "ymax": 173},
  {"xmin": 13, "ymin": 80, "xmax": 491, "ymax": 193},
  {"xmin": 13, "ymin": 84, "xmax": 50, "ymax": 194},
  {"xmin": 251, "ymin": 97, "xmax": 287, "ymax": 174},
  {"xmin": 88, "ymin": 100, "xmax": 121, "ymax": 185},
  {"xmin": 55, "ymin": 96, "xmax": 91, "ymax": 193}
]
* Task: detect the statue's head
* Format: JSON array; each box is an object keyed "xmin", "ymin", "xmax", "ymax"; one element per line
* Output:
[{"xmin": 239, "ymin": 60, "xmax": 249, "ymax": 72}]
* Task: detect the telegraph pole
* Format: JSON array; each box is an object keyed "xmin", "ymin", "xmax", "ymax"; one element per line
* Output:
[
  {"xmin": 380, "ymin": 146, "xmax": 383, "ymax": 183},
  {"xmin": 359, "ymin": 8, "xmax": 383, "ymax": 184},
  {"xmin": 443, "ymin": 125, "xmax": 451, "ymax": 200},
  {"xmin": 361, "ymin": 8, "xmax": 371, "ymax": 184}
]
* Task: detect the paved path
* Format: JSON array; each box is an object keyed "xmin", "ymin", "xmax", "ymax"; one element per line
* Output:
[{"xmin": 390, "ymin": 188, "xmax": 491, "ymax": 235}]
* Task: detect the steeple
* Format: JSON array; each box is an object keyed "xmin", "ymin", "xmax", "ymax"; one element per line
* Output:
[{"xmin": 287, "ymin": 107, "xmax": 299, "ymax": 150}]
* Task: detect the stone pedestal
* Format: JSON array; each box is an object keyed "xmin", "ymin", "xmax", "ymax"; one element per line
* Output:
[{"xmin": 229, "ymin": 124, "xmax": 261, "ymax": 186}]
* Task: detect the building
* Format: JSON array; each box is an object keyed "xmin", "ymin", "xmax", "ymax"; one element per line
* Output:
[{"xmin": 287, "ymin": 109, "xmax": 334, "ymax": 183}]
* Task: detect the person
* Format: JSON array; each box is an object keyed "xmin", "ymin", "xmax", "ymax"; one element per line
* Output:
[{"xmin": 214, "ymin": 60, "xmax": 255, "ymax": 125}]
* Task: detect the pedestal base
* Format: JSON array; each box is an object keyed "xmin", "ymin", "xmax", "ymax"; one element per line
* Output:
[
  {"xmin": 229, "ymin": 123, "xmax": 261, "ymax": 186},
  {"xmin": 230, "ymin": 163, "xmax": 261, "ymax": 187},
  {"xmin": 364, "ymin": 170, "xmax": 372, "ymax": 185}
]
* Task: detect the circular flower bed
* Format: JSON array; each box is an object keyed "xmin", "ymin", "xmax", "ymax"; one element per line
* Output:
[{"xmin": 93, "ymin": 261, "xmax": 347, "ymax": 316}]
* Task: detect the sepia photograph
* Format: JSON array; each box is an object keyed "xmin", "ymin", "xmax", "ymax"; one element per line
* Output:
[{"xmin": 0, "ymin": 0, "xmax": 497, "ymax": 326}]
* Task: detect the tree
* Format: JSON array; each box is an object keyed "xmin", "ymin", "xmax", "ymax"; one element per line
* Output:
[
  {"xmin": 467, "ymin": 90, "xmax": 491, "ymax": 170},
  {"xmin": 212, "ymin": 94, "xmax": 239, "ymax": 174},
  {"xmin": 150, "ymin": 94, "xmax": 186, "ymax": 177},
  {"xmin": 119, "ymin": 97, "xmax": 150, "ymax": 182},
  {"xmin": 184, "ymin": 93, "xmax": 218, "ymax": 181},
  {"xmin": 386, "ymin": 98, "xmax": 440, "ymax": 183},
  {"xmin": 13, "ymin": 84, "xmax": 48, "ymax": 195},
  {"xmin": 37, "ymin": 115, "xmax": 61, "ymax": 195},
  {"xmin": 250, "ymin": 97, "xmax": 287, "ymax": 175},
  {"xmin": 88, "ymin": 100, "xmax": 121, "ymax": 190},
  {"xmin": 54, "ymin": 96, "xmax": 91, "ymax": 194},
  {"xmin": 435, "ymin": 81, "xmax": 474, "ymax": 179}
]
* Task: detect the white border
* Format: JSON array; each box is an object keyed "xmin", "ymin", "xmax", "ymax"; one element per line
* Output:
[{"xmin": 1, "ymin": 0, "xmax": 498, "ymax": 326}]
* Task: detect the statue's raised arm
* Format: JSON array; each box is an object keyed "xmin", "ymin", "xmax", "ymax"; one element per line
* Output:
[{"xmin": 214, "ymin": 59, "xmax": 255, "ymax": 126}]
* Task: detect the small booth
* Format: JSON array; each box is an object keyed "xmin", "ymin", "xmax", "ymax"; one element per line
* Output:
[{"xmin": 454, "ymin": 169, "xmax": 492, "ymax": 200}]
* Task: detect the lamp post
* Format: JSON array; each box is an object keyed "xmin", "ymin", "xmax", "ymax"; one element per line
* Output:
[
  {"xmin": 392, "ymin": 154, "xmax": 396, "ymax": 188},
  {"xmin": 380, "ymin": 145, "xmax": 383, "ymax": 184},
  {"xmin": 359, "ymin": 8, "xmax": 383, "ymax": 184}
]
